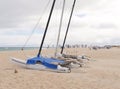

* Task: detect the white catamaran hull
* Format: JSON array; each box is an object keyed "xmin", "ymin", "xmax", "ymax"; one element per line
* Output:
[{"xmin": 10, "ymin": 57, "xmax": 71, "ymax": 73}]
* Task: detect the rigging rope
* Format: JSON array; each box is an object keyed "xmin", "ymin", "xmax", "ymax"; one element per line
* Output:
[{"xmin": 21, "ymin": 0, "xmax": 51, "ymax": 51}]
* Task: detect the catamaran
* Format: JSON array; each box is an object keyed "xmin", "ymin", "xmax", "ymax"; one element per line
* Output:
[{"xmin": 10, "ymin": 0, "xmax": 77, "ymax": 73}]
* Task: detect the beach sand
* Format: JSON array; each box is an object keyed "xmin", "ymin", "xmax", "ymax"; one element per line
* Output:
[{"xmin": 0, "ymin": 48, "xmax": 120, "ymax": 89}]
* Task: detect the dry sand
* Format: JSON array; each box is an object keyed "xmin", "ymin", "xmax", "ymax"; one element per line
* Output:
[{"xmin": 0, "ymin": 48, "xmax": 120, "ymax": 89}]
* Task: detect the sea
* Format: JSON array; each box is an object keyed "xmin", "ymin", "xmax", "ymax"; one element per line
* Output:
[{"xmin": 0, "ymin": 47, "xmax": 39, "ymax": 51}]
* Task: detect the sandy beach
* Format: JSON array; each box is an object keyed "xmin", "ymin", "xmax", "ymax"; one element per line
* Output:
[{"xmin": 0, "ymin": 48, "xmax": 120, "ymax": 89}]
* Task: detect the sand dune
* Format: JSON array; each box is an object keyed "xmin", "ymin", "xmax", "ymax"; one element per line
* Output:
[{"xmin": 0, "ymin": 48, "xmax": 120, "ymax": 89}]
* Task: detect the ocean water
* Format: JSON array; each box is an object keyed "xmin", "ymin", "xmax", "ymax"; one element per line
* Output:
[{"xmin": 0, "ymin": 47, "xmax": 39, "ymax": 51}]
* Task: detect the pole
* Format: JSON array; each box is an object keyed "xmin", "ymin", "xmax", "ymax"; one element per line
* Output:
[
  {"xmin": 55, "ymin": 0, "xmax": 65, "ymax": 57},
  {"xmin": 61, "ymin": 0, "xmax": 76, "ymax": 54},
  {"xmin": 37, "ymin": 0, "xmax": 56, "ymax": 57}
]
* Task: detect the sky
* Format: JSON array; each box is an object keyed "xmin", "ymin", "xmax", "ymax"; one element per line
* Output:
[{"xmin": 0, "ymin": 0, "xmax": 120, "ymax": 47}]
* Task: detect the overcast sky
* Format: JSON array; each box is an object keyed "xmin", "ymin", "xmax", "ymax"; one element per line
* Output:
[{"xmin": 0, "ymin": 0, "xmax": 120, "ymax": 47}]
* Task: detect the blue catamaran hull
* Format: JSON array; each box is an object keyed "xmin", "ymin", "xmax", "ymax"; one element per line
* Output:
[
  {"xmin": 27, "ymin": 56, "xmax": 65, "ymax": 69},
  {"xmin": 10, "ymin": 57, "xmax": 71, "ymax": 73}
]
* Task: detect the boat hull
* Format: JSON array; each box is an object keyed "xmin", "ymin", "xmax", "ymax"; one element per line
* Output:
[{"xmin": 10, "ymin": 57, "xmax": 71, "ymax": 73}]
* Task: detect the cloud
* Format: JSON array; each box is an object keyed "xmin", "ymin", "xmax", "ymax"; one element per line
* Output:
[
  {"xmin": 91, "ymin": 23, "xmax": 117, "ymax": 29},
  {"xmin": 0, "ymin": 0, "xmax": 120, "ymax": 46},
  {"xmin": 0, "ymin": 0, "xmax": 99, "ymax": 29}
]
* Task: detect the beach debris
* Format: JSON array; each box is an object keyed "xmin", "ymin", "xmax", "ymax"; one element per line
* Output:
[
  {"xmin": 14, "ymin": 69, "xmax": 18, "ymax": 73},
  {"xmin": 54, "ymin": 53, "xmax": 91, "ymax": 68}
]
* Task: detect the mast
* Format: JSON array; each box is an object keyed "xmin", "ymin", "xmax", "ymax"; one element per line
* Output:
[
  {"xmin": 55, "ymin": 0, "xmax": 65, "ymax": 57},
  {"xmin": 37, "ymin": 0, "xmax": 56, "ymax": 57},
  {"xmin": 61, "ymin": 0, "xmax": 76, "ymax": 54}
]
